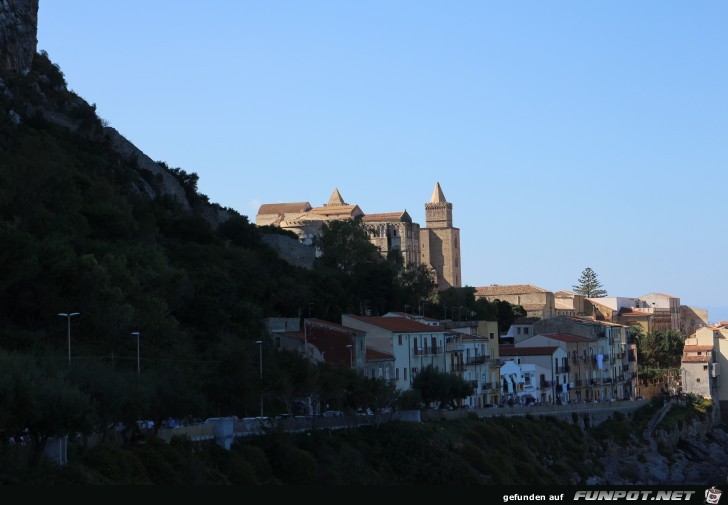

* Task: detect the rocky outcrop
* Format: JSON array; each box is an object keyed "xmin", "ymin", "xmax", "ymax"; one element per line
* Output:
[
  {"xmin": 0, "ymin": 0, "xmax": 39, "ymax": 74},
  {"xmin": 104, "ymin": 126, "xmax": 191, "ymax": 211},
  {"xmin": 593, "ymin": 415, "xmax": 728, "ymax": 485}
]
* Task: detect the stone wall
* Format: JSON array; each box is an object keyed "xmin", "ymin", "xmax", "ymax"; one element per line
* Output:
[{"xmin": 261, "ymin": 234, "xmax": 315, "ymax": 270}]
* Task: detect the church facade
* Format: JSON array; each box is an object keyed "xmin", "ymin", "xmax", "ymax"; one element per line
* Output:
[{"xmin": 256, "ymin": 183, "xmax": 461, "ymax": 290}]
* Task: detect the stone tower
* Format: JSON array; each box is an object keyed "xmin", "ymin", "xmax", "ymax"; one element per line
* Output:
[{"xmin": 420, "ymin": 182, "xmax": 461, "ymax": 290}]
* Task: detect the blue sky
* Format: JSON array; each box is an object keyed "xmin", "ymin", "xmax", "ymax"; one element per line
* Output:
[{"xmin": 37, "ymin": 1, "xmax": 727, "ymax": 323}]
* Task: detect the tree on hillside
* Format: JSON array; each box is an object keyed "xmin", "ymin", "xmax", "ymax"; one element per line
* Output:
[
  {"xmin": 572, "ymin": 267, "xmax": 607, "ymax": 297},
  {"xmin": 315, "ymin": 219, "xmax": 380, "ymax": 274},
  {"xmin": 411, "ymin": 365, "xmax": 474, "ymax": 409},
  {"xmin": 632, "ymin": 327, "xmax": 684, "ymax": 370}
]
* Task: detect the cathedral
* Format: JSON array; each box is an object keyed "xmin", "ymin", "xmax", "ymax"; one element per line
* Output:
[{"xmin": 256, "ymin": 182, "xmax": 461, "ymax": 290}]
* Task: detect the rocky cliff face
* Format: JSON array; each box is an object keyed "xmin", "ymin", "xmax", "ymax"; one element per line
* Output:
[{"xmin": 0, "ymin": 0, "xmax": 39, "ymax": 74}]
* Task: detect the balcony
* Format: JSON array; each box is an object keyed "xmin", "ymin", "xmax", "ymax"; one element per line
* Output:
[
  {"xmin": 417, "ymin": 346, "xmax": 443, "ymax": 356},
  {"xmin": 603, "ymin": 378, "xmax": 613, "ymax": 384},
  {"xmin": 445, "ymin": 343, "xmax": 464, "ymax": 352},
  {"xmin": 451, "ymin": 364, "xmax": 465, "ymax": 372},
  {"xmin": 469, "ymin": 380, "xmax": 479, "ymax": 389},
  {"xmin": 574, "ymin": 379, "xmax": 583, "ymax": 387},
  {"xmin": 555, "ymin": 365, "xmax": 569, "ymax": 374},
  {"xmin": 466, "ymin": 355, "xmax": 488, "ymax": 365},
  {"xmin": 622, "ymin": 364, "xmax": 629, "ymax": 372},
  {"xmin": 540, "ymin": 380, "xmax": 553, "ymax": 388}
]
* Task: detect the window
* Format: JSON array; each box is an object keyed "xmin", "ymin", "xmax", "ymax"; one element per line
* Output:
[
  {"xmin": 696, "ymin": 378, "xmax": 701, "ymax": 383},
  {"xmin": 404, "ymin": 368, "xmax": 408, "ymax": 381},
  {"xmin": 371, "ymin": 369, "xmax": 375, "ymax": 378},
  {"xmin": 704, "ymin": 365, "xmax": 708, "ymax": 371},
  {"xmin": 412, "ymin": 367, "xmax": 418, "ymax": 377},
  {"xmin": 524, "ymin": 327, "xmax": 529, "ymax": 335},
  {"xmin": 398, "ymin": 334, "xmax": 402, "ymax": 345},
  {"xmin": 395, "ymin": 368, "xmax": 400, "ymax": 380},
  {"xmin": 517, "ymin": 327, "xmax": 522, "ymax": 335},
  {"xmin": 489, "ymin": 332, "xmax": 494, "ymax": 339}
]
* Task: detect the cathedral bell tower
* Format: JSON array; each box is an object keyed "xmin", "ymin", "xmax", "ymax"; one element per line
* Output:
[{"xmin": 420, "ymin": 182, "xmax": 461, "ymax": 290}]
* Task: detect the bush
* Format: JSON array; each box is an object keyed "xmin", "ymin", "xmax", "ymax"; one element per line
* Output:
[{"xmin": 82, "ymin": 444, "xmax": 149, "ymax": 484}]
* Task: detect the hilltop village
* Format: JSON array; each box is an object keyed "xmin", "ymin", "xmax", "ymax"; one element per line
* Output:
[{"xmin": 255, "ymin": 184, "xmax": 723, "ymax": 415}]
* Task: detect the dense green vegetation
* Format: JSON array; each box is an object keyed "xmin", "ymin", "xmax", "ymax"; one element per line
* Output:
[
  {"xmin": 631, "ymin": 326, "xmax": 684, "ymax": 382},
  {"xmin": 0, "ymin": 51, "xmax": 531, "ymax": 479},
  {"xmin": 0, "ymin": 416, "xmax": 605, "ymax": 485}
]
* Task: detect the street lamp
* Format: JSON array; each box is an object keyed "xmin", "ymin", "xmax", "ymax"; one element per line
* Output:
[
  {"xmin": 131, "ymin": 331, "xmax": 141, "ymax": 375},
  {"xmin": 345, "ymin": 344, "xmax": 353, "ymax": 369},
  {"xmin": 255, "ymin": 340, "xmax": 263, "ymax": 418},
  {"xmin": 57, "ymin": 312, "xmax": 80, "ymax": 365}
]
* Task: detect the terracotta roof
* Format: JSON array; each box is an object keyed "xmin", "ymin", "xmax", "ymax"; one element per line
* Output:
[
  {"xmin": 640, "ymin": 293, "xmax": 678, "ymax": 299},
  {"xmin": 308, "ymin": 204, "xmax": 363, "ymax": 216},
  {"xmin": 306, "ymin": 319, "xmax": 365, "ymax": 335},
  {"xmin": 565, "ymin": 316, "xmax": 627, "ymax": 328},
  {"xmin": 682, "ymin": 356, "xmax": 710, "ymax": 363},
  {"xmin": 500, "ymin": 345, "xmax": 560, "ymax": 356},
  {"xmin": 619, "ymin": 308, "xmax": 651, "ymax": 317},
  {"xmin": 257, "ymin": 202, "xmax": 312, "ymax": 215},
  {"xmin": 475, "ymin": 284, "xmax": 550, "ymax": 296},
  {"xmin": 345, "ymin": 315, "xmax": 444, "ymax": 333},
  {"xmin": 384, "ymin": 312, "xmax": 439, "ymax": 323},
  {"xmin": 555, "ymin": 300, "xmax": 574, "ymax": 310},
  {"xmin": 683, "ymin": 345, "xmax": 713, "ymax": 352},
  {"xmin": 459, "ymin": 333, "xmax": 489, "ymax": 341},
  {"xmin": 539, "ymin": 333, "xmax": 593, "ymax": 343},
  {"xmin": 555, "ymin": 290, "xmax": 581, "ymax": 296},
  {"xmin": 366, "ymin": 347, "xmax": 394, "ymax": 361},
  {"xmin": 362, "ymin": 211, "xmax": 412, "ymax": 223}
]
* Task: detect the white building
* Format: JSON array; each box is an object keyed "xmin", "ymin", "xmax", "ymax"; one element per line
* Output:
[
  {"xmin": 342, "ymin": 314, "xmax": 448, "ymax": 391},
  {"xmin": 499, "ymin": 345, "xmax": 569, "ymax": 404}
]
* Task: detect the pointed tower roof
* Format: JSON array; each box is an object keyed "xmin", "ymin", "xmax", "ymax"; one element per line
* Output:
[
  {"xmin": 326, "ymin": 187, "xmax": 346, "ymax": 207},
  {"xmin": 430, "ymin": 182, "xmax": 447, "ymax": 203}
]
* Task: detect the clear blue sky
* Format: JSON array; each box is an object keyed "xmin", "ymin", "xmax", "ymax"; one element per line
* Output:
[{"xmin": 38, "ymin": 1, "xmax": 728, "ymax": 323}]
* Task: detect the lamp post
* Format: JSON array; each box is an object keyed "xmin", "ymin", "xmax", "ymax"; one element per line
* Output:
[
  {"xmin": 255, "ymin": 340, "xmax": 263, "ymax": 418},
  {"xmin": 57, "ymin": 312, "xmax": 80, "ymax": 365},
  {"xmin": 131, "ymin": 331, "xmax": 141, "ymax": 375},
  {"xmin": 346, "ymin": 344, "xmax": 353, "ymax": 369}
]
